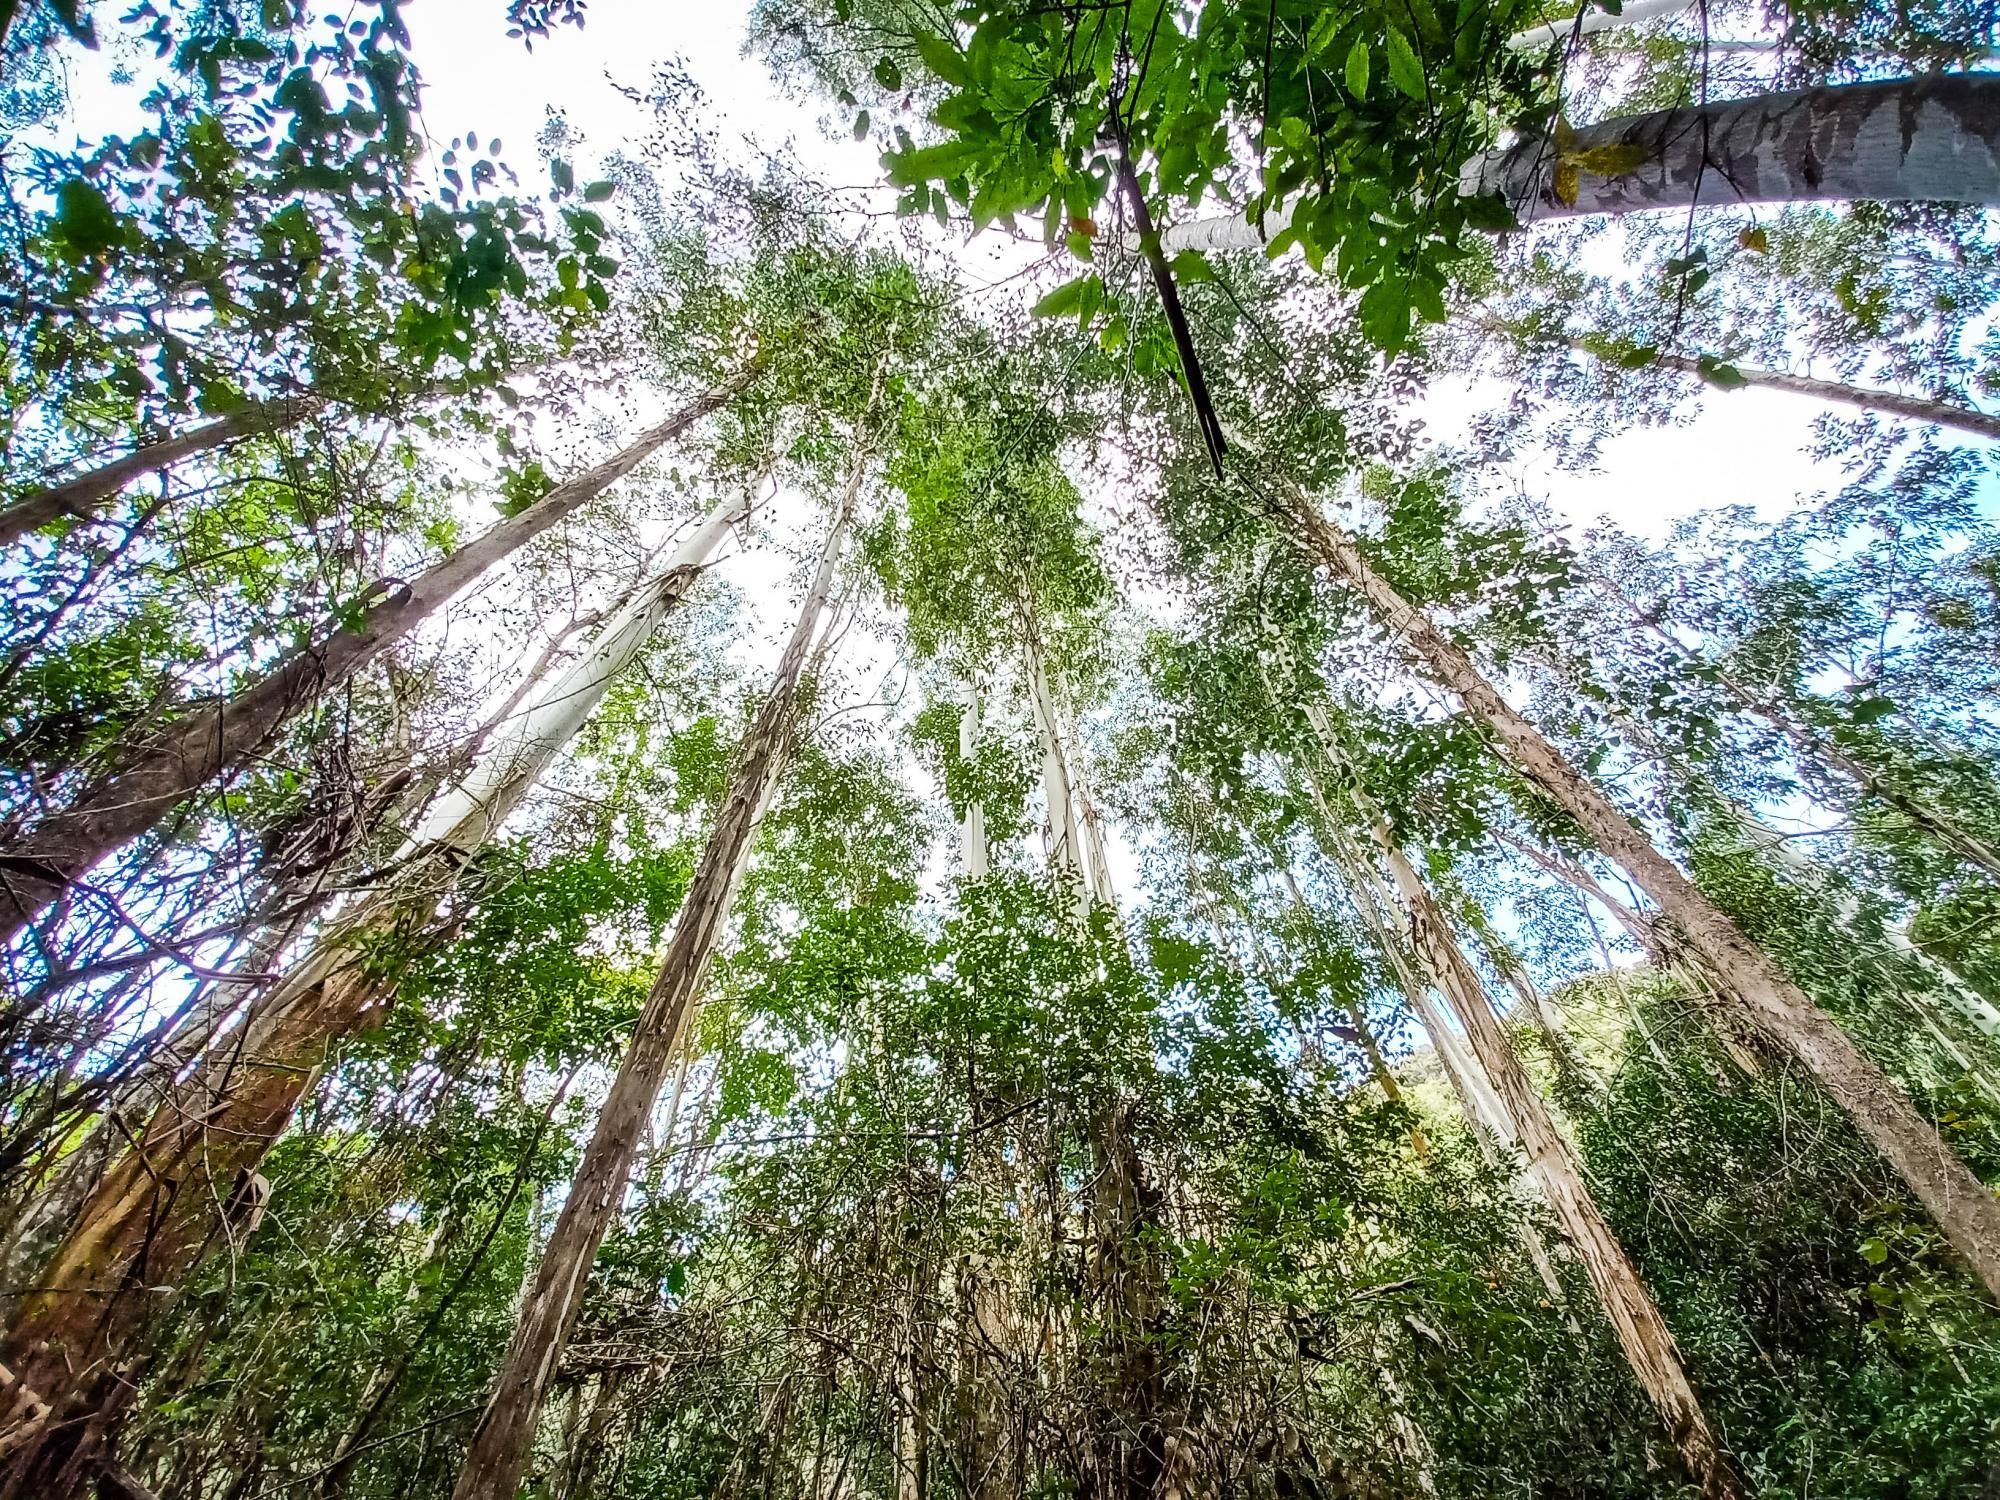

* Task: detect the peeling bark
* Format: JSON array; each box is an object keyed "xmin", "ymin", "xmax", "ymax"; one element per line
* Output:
[
  {"xmin": 447, "ymin": 452, "xmax": 864, "ymax": 1500},
  {"xmin": 1463, "ymin": 75, "xmax": 2000, "ymax": 221},
  {"xmin": 0, "ymin": 489, "xmax": 748, "ymax": 1490},
  {"xmin": 1282, "ymin": 490, "xmax": 2000, "ymax": 1300},
  {"xmin": 0, "ymin": 376, "xmax": 752, "ymax": 947},
  {"xmin": 1373, "ymin": 826, "xmax": 1738, "ymax": 1500}
]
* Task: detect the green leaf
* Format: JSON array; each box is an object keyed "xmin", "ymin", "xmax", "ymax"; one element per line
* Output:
[
  {"xmin": 1031, "ymin": 272, "xmax": 1098, "ymax": 321},
  {"xmin": 1169, "ymin": 248, "xmax": 1215, "ymax": 284},
  {"xmin": 914, "ymin": 31, "xmax": 973, "ymax": 88},
  {"xmin": 1612, "ymin": 342, "xmax": 1659, "ymax": 370},
  {"xmin": 854, "ymin": 109, "xmax": 871, "ymax": 140},
  {"xmin": 1344, "ymin": 38, "xmax": 1370, "ymax": 98},
  {"xmin": 1695, "ymin": 355, "xmax": 1747, "ymax": 389},
  {"xmin": 1860, "ymin": 1237, "xmax": 1889, "ymax": 1265},
  {"xmin": 551, "ymin": 158, "xmax": 574, "ymax": 194},
  {"xmin": 582, "ymin": 180, "xmax": 616, "ymax": 202},
  {"xmin": 52, "ymin": 179, "xmax": 124, "ymax": 259},
  {"xmin": 1460, "ymin": 191, "xmax": 1517, "ymax": 232},
  {"xmin": 1384, "ymin": 29, "xmax": 1426, "ymax": 102},
  {"xmin": 874, "ymin": 56, "xmax": 903, "ymax": 92}
]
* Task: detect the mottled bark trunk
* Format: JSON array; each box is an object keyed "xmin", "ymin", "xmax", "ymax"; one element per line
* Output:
[
  {"xmin": 0, "ymin": 376, "xmax": 751, "ymax": 945},
  {"xmin": 1285, "ymin": 492, "xmax": 2000, "ymax": 1299},
  {"xmin": 0, "ymin": 502, "xmax": 743, "ymax": 1487},
  {"xmin": 0, "ymin": 402, "xmax": 304, "ymax": 549},
  {"xmin": 1462, "ymin": 74, "xmax": 2000, "ymax": 222},
  {"xmin": 446, "ymin": 458, "xmax": 860, "ymax": 1500},
  {"xmin": 1373, "ymin": 829, "xmax": 1737, "ymax": 1500}
]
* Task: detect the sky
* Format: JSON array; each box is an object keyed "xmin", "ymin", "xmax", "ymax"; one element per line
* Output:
[{"xmin": 36, "ymin": 0, "xmax": 1979, "ymax": 916}]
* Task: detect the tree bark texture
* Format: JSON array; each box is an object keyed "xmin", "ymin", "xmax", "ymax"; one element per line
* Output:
[
  {"xmin": 1635, "ymin": 348, "xmax": 2000, "ymax": 441},
  {"xmin": 1372, "ymin": 829, "xmax": 1737, "ymax": 1500},
  {"xmin": 0, "ymin": 376, "xmax": 752, "ymax": 947},
  {"xmin": 0, "ymin": 501, "xmax": 743, "ymax": 1488},
  {"xmin": 0, "ymin": 402, "xmax": 304, "ymax": 550},
  {"xmin": 1281, "ymin": 491, "xmax": 2000, "ymax": 1301},
  {"xmin": 1462, "ymin": 74, "xmax": 2000, "ymax": 222},
  {"xmin": 447, "ymin": 461, "xmax": 861, "ymax": 1500}
]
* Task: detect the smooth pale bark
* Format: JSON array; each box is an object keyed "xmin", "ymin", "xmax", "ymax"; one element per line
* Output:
[
  {"xmin": 0, "ymin": 402, "xmax": 305, "ymax": 549},
  {"xmin": 1283, "ymin": 491, "xmax": 2000, "ymax": 1299},
  {"xmin": 1463, "ymin": 75, "xmax": 2000, "ymax": 221},
  {"xmin": 1373, "ymin": 826, "xmax": 1738, "ymax": 1500},
  {"xmin": 0, "ymin": 493, "xmax": 748, "ymax": 1483},
  {"xmin": 1146, "ymin": 76, "xmax": 2000, "ymax": 257},
  {"xmin": 959, "ymin": 678, "xmax": 988, "ymax": 881},
  {"xmin": 1027, "ymin": 636, "xmax": 1093, "ymax": 901},
  {"xmin": 1506, "ymin": 0, "xmax": 1699, "ymax": 50},
  {"xmin": 448, "ymin": 460, "xmax": 861, "ymax": 1500},
  {"xmin": 1616, "ymin": 345, "xmax": 2000, "ymax": 442},
  {"xmin": 0, "ymin": 377, "xmax": 751, "ymax": 948}
]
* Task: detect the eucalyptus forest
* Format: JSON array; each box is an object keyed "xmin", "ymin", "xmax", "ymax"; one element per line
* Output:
[{"xmin": 1, "ymin": 0, "xmax": 1998, "ymax": 1495}]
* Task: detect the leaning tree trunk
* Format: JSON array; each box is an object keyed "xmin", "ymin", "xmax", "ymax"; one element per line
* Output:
[
  {"xmin": 447, "ymin": 454, "xmax": 864, "ymax": 1500},
  {"xmin": 0, "ymin": 489, "xmax": 752, "ymax": 1492},
  {"xmin": 0, "ymin": 401, "xmax": 307, "ymax": 549},
  {"xmin": 959, "ymin": 676, "xmax": 990, "ymax": 881},
  {"xmin": 1576, "ymin": 338, "xmax": 2000, "ymax": 442},
  {"xmin": 1461, "ymin": 74, "xmax": 2000, "ymax": 221},
  {"xmin": 1372, "ymin": 824, "xmax": 1738, "ymax": 1499},
  {"xmin": 1153, "ymin": 76, "xmax": 2000, "ymax": 259},
  {"xmin": 1278, "ymin": 488, "xmax": 2000, "ymax": 1300},
  {"xmin": 0, "ymin": 375, "xmax": 752, "ymax": 947}
]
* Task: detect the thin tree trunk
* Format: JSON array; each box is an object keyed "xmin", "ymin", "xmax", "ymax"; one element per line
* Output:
[
  {"xmin": 1594, "ymin": 341, "xmax": 2000, "ymax": 442},
  {"xmin": 0, "ymin": 376, "xmax": 752, "ymax": 946},
  {"xmin": 0, "ymin": 402, "xmax": 304, "ymax": 549},
  {"xmin": 1027, "ymin": 633, "xmax": 1091, "ymax": 901},
  {"xmin": 959, "ymin": 677, "xmax": 988, "ymax": 881},
  {"xmin": 0, "ymin": 489, "xmax": 750, "ymax": 1486},
  {"xmin": 1281, "ymin": 490, "xmax": 2000, "ymax": 1299},
  {"xmin": 1461, "ymin": 74, "xmax": 2000, "ymax": 221},
  {"xmin": 446, "ymin": 451, "xmax": 864, "ymax": 1500},
  {"xmin": 1372, "ymin": 822, "xmax": 1737, "ymax": 1498}
]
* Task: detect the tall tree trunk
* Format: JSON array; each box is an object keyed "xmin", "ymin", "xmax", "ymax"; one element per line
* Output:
[
  {"xmin": 1372, "ymin": 824, "xmax": 1737, "ymax": 1499},
  {"xmin": 1461, "ymin": 74, "xmax": 2000, "ymax": 221},
  {"xmin": 1085, "ymin": 1103, "xmax": 1169, "ymax": 1500},
  {"xmin": 0, "ymin": 376, "xmax": 752, "ymax": 946},
  {"xmin": 1026, "ymin": 632, "xmax": 1091, "ymax": 900},
  {"xmin": 959, "ymin": 677, "xmax": 988, "ymax": 881},
  {"xmin": 0, "ymin": 402, "xmax": 305, "ymax": 549},
  {"xmin": 1149, "ymin": 76, "xmax": 2000, "ymax": 258},
  {"xmin": 1572, "ymin": 337, "xmax": 2000, "ymax": 442},
  {"xmin": 1280, "ymin": 490, "xmax": 2000, "ymax": 1299},
  {"xmin": 446, "ymin": 453, "xmax": 863, "ymax": 1500},
  {"xmin": 0, "ymin": 489, "xmax": 750, "ymax": 1490}
]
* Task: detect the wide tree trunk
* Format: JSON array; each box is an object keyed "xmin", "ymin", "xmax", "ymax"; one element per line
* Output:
[
  {"xmin": 0, "ymin": 376, "xmax": 752, "ymax": 948},
  {"xmin": 1280, "ymin": 490, "xmax": 2000, "ymax": 1300},
  {"xmin": 0, "ymin": 402, "xmax": 305, "ymax": 549},
  {"xmin": 1154, "ymin": 76, "xmax": 2000, "ymax": 257},
  {"xmin": 1462, "ymin": 74, "xmax": 2000, "ymax": 222},
  {"xmin": 0, "ymin": 492, "xmax": 749, "ymax": 1492},
  {"xmin": 1372, "ymin": 824, "xmax": 1737, "ymax": 1498},
  {"xmin": 446, "ymin": 456, "xmax": 862, "ymax": 1500}
]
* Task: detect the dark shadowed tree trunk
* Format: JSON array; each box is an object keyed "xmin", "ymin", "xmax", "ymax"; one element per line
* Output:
[{"xmin": 0, "ymin": 401, "xmax": 308, "ymax": 549}]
